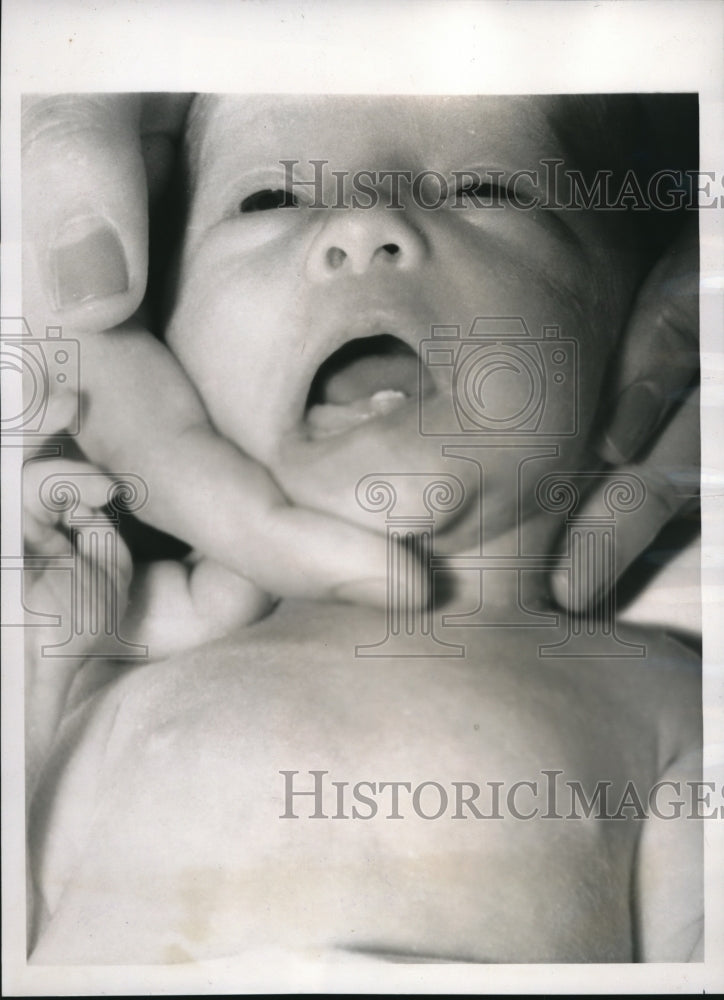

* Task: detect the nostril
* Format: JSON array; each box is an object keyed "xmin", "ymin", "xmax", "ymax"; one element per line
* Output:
[
  {"xmin": 322, "ymin": 241, "xmax": 402, "ymax": 275},
  {"xmin": 326, "ymin": 246, "xmax": 347, "ymax": 269}
]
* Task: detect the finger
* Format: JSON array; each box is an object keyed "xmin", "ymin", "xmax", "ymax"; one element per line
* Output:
[
  {"xmin": 154, "ymin": 452, "xmax": 395, "ymax": 609},
  {"xmin": 72, "ymin": 518, "xmax": 134, "ymax": 608},
  {"xmin": 187, "ymin": 556, "xmax": 274, "ymax": 630},
  {"xmin": 255, "ymin": 505, "xmax": 394, "ymax": 607},
  {"xmin": 121, "ymin": 558, "xmax": 273, "ymax": 657},
  {"xmin": 23, "ymin": 510, "xmax": 70, "ymax": 556},
  {"xmin": 598, "ymin": 217, "xmax": 699, "ymax": 465},
  {"xmin": 24, "ymin": 507, "xmax": 134, "ymax": 639},
  {"xmin": 23, "ymin": 457, "xmax": 120, "ymax": 559},
  {"xmin": 27, "ymin": 520, "xmax": 134, "ymax": 657},
  {"xmin": 22, "ymin": 94, "xmax": 148, "ymax": 331},
  {"xmin": 24, "ymin": 457, "xmax": 115, "ymax": 521},
  {"xmin": 22, "ymin": 385, "xmax": 80, "ymax": 461},
  {"xmin": 71, "ymin": 328, "xmax": 398, "ymax": 609},
  {"xmin": 552, "ymin": 388, "xmax": 699, "ymax": 611}
]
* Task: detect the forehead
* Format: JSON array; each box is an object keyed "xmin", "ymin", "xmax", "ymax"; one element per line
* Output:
[{"xmin": 186, "ymin": 94, "xmax": 568, "ymax": 178}]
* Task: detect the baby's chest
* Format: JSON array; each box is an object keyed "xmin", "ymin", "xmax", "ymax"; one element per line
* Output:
[
  {"xmin": 36, "ymin": 615, "xmax": 654, "ymax": 964},
  {"xmin": 93, "ymin": 633, "xmax": 642, "ymax": 960}
]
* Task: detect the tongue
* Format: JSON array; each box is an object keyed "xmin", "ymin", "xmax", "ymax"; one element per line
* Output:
[
  {"xmin": 306, "ymin": 388, "xmax": 409, "ymax": 436},
  {"xmin": 322, "ymin": 353, "xmax": 420, "ymax": 405}
]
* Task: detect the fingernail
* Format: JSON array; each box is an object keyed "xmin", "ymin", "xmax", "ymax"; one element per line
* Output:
[
  {"xmin": 601, "ymin": 381, "xmax": 664, "ymax": 465},
  {"xmin": 50, "ymin": 218, "xmax": 129, "ymax": 310},
  {"xmin": 550, "ymin": 560, "xmax": 609, "ymax": 614},
  {"xmin": 331, "ymin": 578, "xmax": 389, "ymax": 609}
]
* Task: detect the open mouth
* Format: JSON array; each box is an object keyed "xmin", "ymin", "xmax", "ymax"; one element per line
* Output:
[{"xmin": 304, "ymin": 333, "xmax": 432, "ymax": 439}]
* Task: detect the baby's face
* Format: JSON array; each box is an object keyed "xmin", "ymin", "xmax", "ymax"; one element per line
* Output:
[{"xmin": 167, "ymin": 95, "xmax": 635, "ymax": 548}]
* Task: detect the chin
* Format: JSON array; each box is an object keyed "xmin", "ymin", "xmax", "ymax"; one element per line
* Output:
[{"xmin": 273, "ymin": 426, "xmax": 483, "ymax": 539}]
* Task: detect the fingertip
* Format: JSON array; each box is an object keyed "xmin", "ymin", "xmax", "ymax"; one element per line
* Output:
[
  {"xmin": 597, "ymin": 434, "xmax": 630, "ymax": 468},
  {"xmin": 23, "ymin": 95, "xmax": 149, "ymax": 330},
  {"xmin": 42, "ymin": 385, "xmax": 81, "ymax": 435},
  {"xmin": 597, "ymin": 381, "xmax": 665, "ymax": 467},
  {"xmin": 189, "ymin": 559, "xmax": 275, "ymax": 629}
]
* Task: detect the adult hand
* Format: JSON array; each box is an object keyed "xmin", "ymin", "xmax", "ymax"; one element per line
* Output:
[
  {"xmin": 21, "ymin": 94, "xmax": 392, "ymax": 608},
  {"xmin": 22, "ymin": 94, "xmax": 187, "ymax": 328},
  {"xmin": 551, "ymin": 218, "xmax": 699, "ymax": 611},
  {"xmin": 23, "ymin": 387, "xmax": 135, "ymax": 792}
]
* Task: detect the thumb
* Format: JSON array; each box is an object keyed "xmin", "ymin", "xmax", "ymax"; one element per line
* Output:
[
  {"xmin": 22, "ymin": 94, "xmax": 148, "ymax": 332},
  {"xmin": 597, "ymin": 218, "xmax": 698, "ymax": 466}
]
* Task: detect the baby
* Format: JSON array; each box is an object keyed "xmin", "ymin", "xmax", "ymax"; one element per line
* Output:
[{"xmin": 27, "ymin": 94, "xmax": 702, "ymax": 964}]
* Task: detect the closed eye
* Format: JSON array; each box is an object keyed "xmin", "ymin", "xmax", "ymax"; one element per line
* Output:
[
  {"xmin": 458, "ymin": 180, "xmax": 502, "ymax": 198},
  {"xmin": 456, "ymin": 179, "xmax": 527, "ymax": 207},
  {"xmin": 239, "ymin": 188, "xmax": 300, "ymax": 213}
]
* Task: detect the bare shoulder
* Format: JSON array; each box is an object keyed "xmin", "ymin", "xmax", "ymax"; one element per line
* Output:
[{"xmin": 593, "ymin": 622, "xmax": 701, "ymax": 762}]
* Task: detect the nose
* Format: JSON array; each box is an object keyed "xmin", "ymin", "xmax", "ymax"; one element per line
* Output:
[{"xmin": 306, "ymin": 208, "xmax": 427, "ymax": 282}]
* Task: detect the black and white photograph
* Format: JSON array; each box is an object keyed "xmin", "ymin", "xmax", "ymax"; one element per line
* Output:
[{"xmin": 2, "ymin": 1, "xmax": 723, "ymax": 994}]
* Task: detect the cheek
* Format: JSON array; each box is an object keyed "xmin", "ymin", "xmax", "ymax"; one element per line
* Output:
[
  {"xmin": 429, "ymin": 264, "xmax": 609, "ymax": 441},
  {"xmin": 165, "ymin": 277, "xmax": 289, "ymax": 459},
  {"xmin": 430, "ymin": 224, "xmax": 590, "ymax": 351}
]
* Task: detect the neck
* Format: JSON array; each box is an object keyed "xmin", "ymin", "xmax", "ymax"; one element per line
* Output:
[
  {"xmin": 431, "ymin": 506, "xmax": 565, "ymax": 619},
  {"xmin": 435, "ymin": 561, "xmax": 553, "ymax": 619}
]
